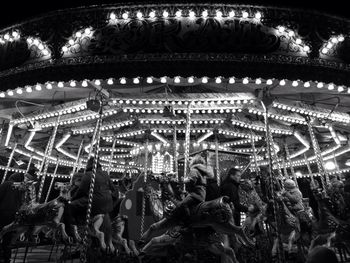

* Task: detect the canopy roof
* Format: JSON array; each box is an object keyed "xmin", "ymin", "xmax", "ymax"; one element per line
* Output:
[{"xmin": 0, "ymin": 3, "xmax": 349, "ymax": 178}]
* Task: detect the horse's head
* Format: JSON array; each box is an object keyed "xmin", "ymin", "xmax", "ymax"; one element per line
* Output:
[{"xmin": 54, "ymin": 182, "xmax": 71, "ymax": 198}]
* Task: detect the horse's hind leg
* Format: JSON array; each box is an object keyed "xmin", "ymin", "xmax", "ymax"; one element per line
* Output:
[
  {"xmin": 140, "ymin": 218, "xmax": 174, "ymax": 242},
  {"xmin": 93, "ymin": 215, "xmax": 106, "ymax": 250}
]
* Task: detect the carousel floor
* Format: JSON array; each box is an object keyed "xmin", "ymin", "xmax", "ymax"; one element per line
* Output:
[{"xmin": 11, "ymin": 244, "xmax": 80, "ymax": 262}]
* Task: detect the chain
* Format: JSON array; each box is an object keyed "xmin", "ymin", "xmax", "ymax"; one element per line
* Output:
[
  {"xmin": 263, "ymin": 104, "xmax": 285, "ymax": 263},
  {"xmin": 140, "ymin": 137, "xmax": 149, "ymax": 237},
  {"xmin": 80, "ymin": 108, "xmax": 103, "ymax": 263},
  {"xmin": 1, "ymin": 143, "xmax": 17, "ymax": 184},
  {"xmin": 45, "ymin": 161, "xmax": 59, "ymax": 203},
  {"xmin": 285, "ymin": 145, "xmax": 299, "ymax": 188},
  {"xmin": 37, "ymin": 116, "xmax": 60, "ymax": 202},
  {"xmin": 307, "ymin": 119, "xmax": 328, "ymax": 192}
]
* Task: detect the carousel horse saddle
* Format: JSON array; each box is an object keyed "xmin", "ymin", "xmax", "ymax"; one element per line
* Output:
[{"xmin": 190, "ymin": 196, "xmax": 232, "ymax": 224}]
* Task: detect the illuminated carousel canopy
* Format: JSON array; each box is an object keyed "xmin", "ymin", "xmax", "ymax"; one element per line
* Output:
[{"xmin": 0, "ymin": 3, "xmax": 350, "ymax": 179}]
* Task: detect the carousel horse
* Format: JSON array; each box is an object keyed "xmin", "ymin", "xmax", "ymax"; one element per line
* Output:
[
  {"xmin": 310, "ymin": 189, "xmax": 350, "ymax": 250},
  {"xmin": 140, "ymin": 175, "xmax": 247, "ymax": 263},
  {"xmin": 239, "ymin": 179, "xmax": 267, "ymax": 237},
  {"xmin": 111, "ymin": 214, "xmax": 139, "ymax": 256},
  {"xmin": 269, "ymin": 191, "xmax": 301, "ymax": 255},
  {"xmin": 0, "ymin": 180, "xmax": 69, "ymax": 244}
]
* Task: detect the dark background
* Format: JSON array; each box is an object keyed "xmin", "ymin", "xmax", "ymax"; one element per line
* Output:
[{"xmin": 0, "ymin": 0, "xmax": 348, "ymax": 29}]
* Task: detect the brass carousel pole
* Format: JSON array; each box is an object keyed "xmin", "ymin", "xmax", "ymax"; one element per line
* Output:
[
  {"xmin": 307, "ymin": 118, "xmax": 328, "ymax": 193},
  {"xmin": 262, "ymin": 102, "xmax": 285, "ymax": 263},
  {"xmin": 1, "ymin": 142, "xmax": 17, "ymax": 184},
  {"xmin": 80, "ymin": 106, "xmax": 103, "ymax": 263},
  {"xmin": 183, "ymin": 103, "xmax": 191, "ymax": 191},
  {"xmin": 173, "ymin": 126, "xmax": 178, "ymax": 181},
  {"xmin": 37, "ymin": 116, "xmax": 60, "ymax": 202},
  {"xmin": 44, "ymin": 161, "xmax": 59, "ymax": 203},
  {"xmin": 285, "ymin": 145, "xmax": 299, "ymax": 188}
]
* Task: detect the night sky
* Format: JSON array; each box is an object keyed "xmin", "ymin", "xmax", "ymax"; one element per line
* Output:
[{"xmin": 0, "ymin": 0, "xmax": 348, "ymax": 29}]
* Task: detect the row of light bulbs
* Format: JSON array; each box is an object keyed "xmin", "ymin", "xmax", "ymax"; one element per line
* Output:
[
  {"xmin": 321, "ymin": 35, "xmax": 345, "ymax": 55},
  {"xmin": 42, "ymin": 109, "xmax": 119, "ymax": 129},
  {"xmin": 109, "ymin": 9, "xmax": 262, "ymax": 21},
  {"xmin": 3, "ymin": 75, "xmax": 348, "ymax": 100},
  {"xmin": 123, "ymin": 107, "xmax": 243, "ymax": 115},
  {"xmin": 248, "ymin": 108, "xmax": 306, "ymax": 124},
  {"xmin": 102, "ymin": 137, "xmax": 140, "ymax": 147},
  {"xmin": 218, "ymin": 130, "xmax": 262, "ymax": 140},
  {"xmin": 140, "ymin": 119, "xmax": 224, "ymax": 125},
  {"xmin": 231, "ymin": 119, "xmax": 293, "ymax": 135},
  {"xmin": 273, "ymin": 102, "xmax": 350, "ymax": 124},
  {"xmin": 12, "ymin": 103, "xmax": 87, "ymax": 125},
  {"xmin": 276, "ymin": 26, "xmax": 310, "ymax": 53},
  {"xmin": 114, "ymin": 97, "xmax": 254, "ymax": 105},
  {"xmin": 72, "ymin": 120, "xmax": 133, "ymax": 134},
  {"xmin": 61, "ymin": 28, "xmax": 93, "ymax": 53},
  {"xmin": 27, "ymin": 37, "xmax": 51, "ymax": 57},
  {"xmin": 0, "ymin": 31, "xmax": 20, "ymax": 44}
]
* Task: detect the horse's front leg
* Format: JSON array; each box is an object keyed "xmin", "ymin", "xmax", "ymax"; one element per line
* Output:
[
  {"xmin": 92, "ymin": 214, "xmax": 106, "ymax": 250},
  {"xmin": 287, "ymin": 230, "xmax": 296, "ymax": 254},
  {"xmin": 53, "ymin": 206, "xmax": 69, "ymax": 241}
]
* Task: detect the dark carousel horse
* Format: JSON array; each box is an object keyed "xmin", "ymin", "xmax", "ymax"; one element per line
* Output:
[
  {"xmin": 0, "ymin": 180, "xmax": 70, "ymax": 244},
  {"xmin": 309, "ymin": 189, "xmax": 350, "ymax": 253},
  {"xmin": 139, "ymin": 174, "xmax": 253, "ymax": 263}
]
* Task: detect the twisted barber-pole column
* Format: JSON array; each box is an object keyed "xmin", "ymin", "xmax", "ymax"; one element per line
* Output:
[
  {"xmin": 70, "ymin": 139, "xmax": 84, "ymax": 184},
  {"xmin": 26, "ymin": 156, "xmax": 33, "ymax": 173},
  {"xmin": 214, "ymin": 130, "xmax": 220, "ymax": 186},
  {"xmin": 80, "ymin": 107, "xmax": 103, "ymax": 263},
  {"xmin": 250, "ymin": 131, "xmax": 260, "ymax": 177},
  {"xmin": 107, "ymin": 139, "xmax": 117, "ymax": 176},
  {"xmin": 37, "ymin": 116, "xmax": 60, "ymax": 202},
  {"xmin": 285, "ymin": 145, "xmax": 299, "ymax": 187},
  {"xmin": 45, "ymin": 161, "xmax": 59, "ymax": 203},
  {"xmin": 304, "ymin": 153, "xmax": 315, "ymax": 186},
  {"xmin": 307, "ymin": 119, "xmax": 328, "ymax": 192},
  {"xmin": 262, "ymin": 102, "xmax": 285, "ymax": 263},
  {"xmin": 140, "ymin": 135, "xmax": 149, "ymax": 237},
  {"xmin": 173, "ymin": 126, "xmax": 178, "ymax": 181},
  {"xmin": 1, "ymin": 143, "xmax": 17, "ymax": 184},
  {"xmin": 182, "ymin": 103, "xmax": 192, "ymax": 191}
]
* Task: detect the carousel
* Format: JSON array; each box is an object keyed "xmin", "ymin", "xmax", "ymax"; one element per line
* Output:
[{"xmin": 0, "ymin": 2, "xmax": 350, "ymax": 263}]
